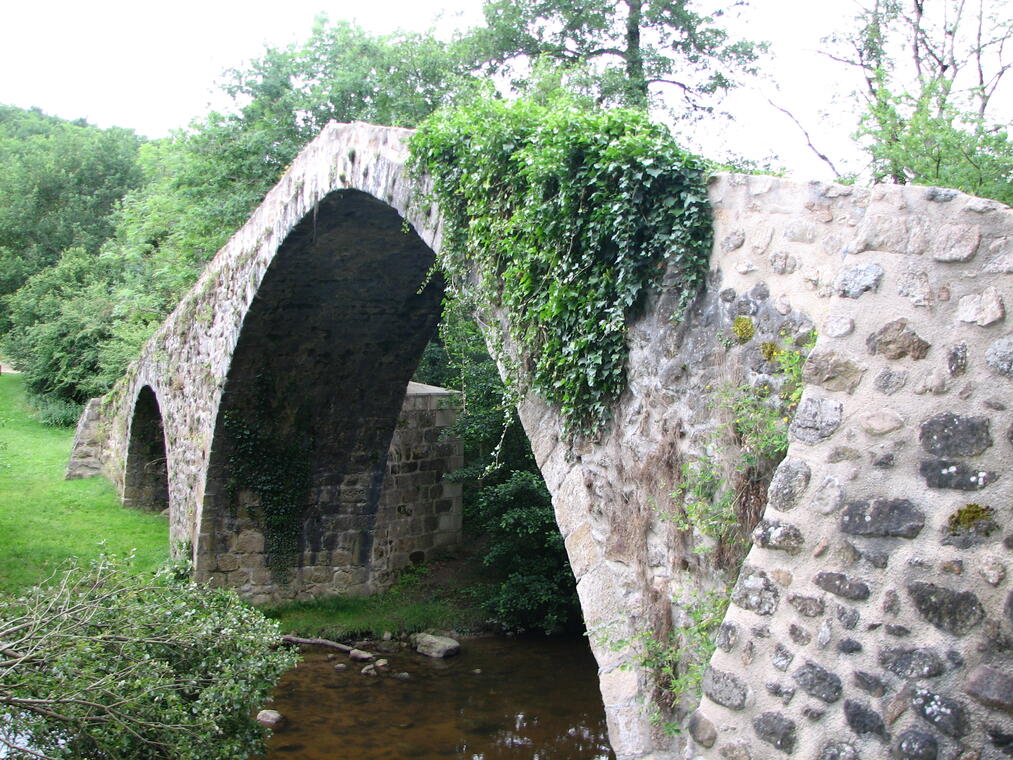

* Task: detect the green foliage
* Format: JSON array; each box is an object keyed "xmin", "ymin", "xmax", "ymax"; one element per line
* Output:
[
  {"xmin": 670, "ymin": 334, "xmax": 813, "ymax": 555},
  {"xmin": 471, "ymin": 0, "xmax": 763, "ymax": 110},
  {"xmin": 673, "ymin": 457, "xmax": 737, "ymax": 547},
  {"xmin": 264, "ymin": 563, "xmax": 481, "ymax": 640},
  {"xmin": 0, "ymin": 374, "xmax": 167, "ymax": 594},
  {"xmin": 1, "ymin": 21, "xmax": 479, "ymax": 408},
  {"xmin": 411, "ymin": 94, "xmax": 713, "ymax": 436},
  {"xmin": 2, "ymin": 248, "xmax": 128, "ymax": 404},
  {"xmin": 0, "ymin": 106, "xmax": 144, "ymax": 323},
  {"xmin": 223, "ymin": 410, "xmax": 312, "ymax": 576},
  {"xmin": 829, "ymin": 0, "xmax": 1013, "ymax": 204},
  {"xmin": 0, "ymin": 555, "xmax": 296, "ymax": 760},
  {"xmin": 730, "ymin": 315, "xmax": 754, "ymax": 343},
  {"xmin": 415, "ymin": 302, "xmax": 581, "ymax": 635},
  {"xmin": 28, "ymin": 394, "xmax": 83, "ymax": 428},
  {"xmin": 612, "ymin": 588, "xmax": 729, "ymax": 725},
  {"xmin": 946, "ymin": 503, "xmax": 996, "ymax": 535},
  {"xmin": 469, "ymin": 470, "xmax": 581, "ymax": 634}
]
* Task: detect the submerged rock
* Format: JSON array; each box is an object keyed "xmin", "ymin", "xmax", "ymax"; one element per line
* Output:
[
  {"xmin": 256, "ymin": 709, "xmax": 285, "ymax": 729},
  {"xmin": 410, "ymin": 633, "xmax": 461, "ymax": 658}
]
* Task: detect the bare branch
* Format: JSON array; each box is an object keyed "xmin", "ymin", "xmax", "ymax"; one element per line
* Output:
[{"xmin": 766, "ymin": 99, "xmax": 843, "ymax": 178}]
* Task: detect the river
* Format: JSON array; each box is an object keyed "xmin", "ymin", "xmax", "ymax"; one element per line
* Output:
[{"xmin": 264, "ymin": 635, "xmax": 616, "ymax": 760}]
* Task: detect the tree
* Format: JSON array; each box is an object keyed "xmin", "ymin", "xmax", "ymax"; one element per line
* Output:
[
  {"xmin": 1, "ymin": 20, "xmax": 480, "ymax": 411},
  {"xmin": 827, "ymin": 0, "xmax": 1013, "ymax": 202},
  {"xmin": 0, "ymin": 556, "xmax": 296, "ymax": 760},
  {"xmin": 415, "ymin": 303, "xmax": 581, "ymax": 634},
  {"xmin": 470, "ymin": 0, "xmax": 763, "ymax": 109},
  {"xmin": 0, "ymin": 107, "xmax": 144, "ymax": 326}
]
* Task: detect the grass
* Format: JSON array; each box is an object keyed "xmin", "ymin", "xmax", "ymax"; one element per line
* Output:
[
  {"xmin": 0, "ymin": 374, "xmax": 168, "ymax": 593},
  {"xmin": 0, "ymin": 371, "xmax": 484, "ymax": 638},
  {"xmin": 265, "ymin": 561, "xmax": 487, "ymax": 640}
]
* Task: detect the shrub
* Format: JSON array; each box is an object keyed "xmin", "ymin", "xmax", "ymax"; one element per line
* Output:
[{"xmin": 0, "ymin": 555, "xmax": 297, "ymax": 759}]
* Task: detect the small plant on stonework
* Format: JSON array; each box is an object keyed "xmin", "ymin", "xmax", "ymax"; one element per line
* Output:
[
  {"xmin": 947, "ymin": 503, "xmax": 996, "ymax": 536},
  {"xmin": 730, "ymin": 315, "xmax": 755, "ymax": 343},
  {"xmin": 776, "ymin": 330, "xmax": 816, "ymax": 411},
  {"xmin": 613, "ymin": 589, "xmax": 730, "ymax": 718},
  {"xmin": 672, "ymin": 456, "xmax": 737, "ymax": 550},
  {"xmin": 666, "ymin": 330, "xmax": 816, "ymax": 558}
]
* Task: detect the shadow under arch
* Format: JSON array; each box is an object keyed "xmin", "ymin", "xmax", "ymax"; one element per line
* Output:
[
  {"xmin": 122, "ymin": 385, "xmax": 169, "ymax": 513},
  {"xmin": 197, "ymin": 188, "xmax": 444, "ymax": 599}
]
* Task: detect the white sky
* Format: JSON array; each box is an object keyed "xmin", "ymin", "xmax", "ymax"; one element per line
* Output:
[{"xmin": 1, "ymin": 0, "xmax": 865, "ymax": 179}]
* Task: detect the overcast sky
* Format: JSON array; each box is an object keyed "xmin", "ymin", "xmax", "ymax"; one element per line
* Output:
[{"xmin": 1, "ymin": 0, "xmax": 863, "ymax": 179}]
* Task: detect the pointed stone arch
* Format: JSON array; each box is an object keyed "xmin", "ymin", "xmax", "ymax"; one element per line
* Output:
[
  {"xmin": 122, "ymin": 385, "xmax": 169, "ymax": 513},
  {"xmin": 194, "ymin": 188, "xmax": 445, "ymax": 599}
]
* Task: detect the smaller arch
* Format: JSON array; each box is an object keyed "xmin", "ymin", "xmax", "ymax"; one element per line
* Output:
[{"xmin": 122, "ymin": 386, "xmax": 169, "ymax": 513}]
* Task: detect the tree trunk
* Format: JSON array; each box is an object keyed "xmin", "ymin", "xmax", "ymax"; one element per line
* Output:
[{"xmin": 624, "ymin": 0, "xmax": 650, "ymax": 108}]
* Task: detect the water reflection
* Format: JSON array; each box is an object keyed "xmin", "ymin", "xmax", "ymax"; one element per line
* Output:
[{"xmin": 264, "ymin": 636, "xmax": 615, "ymax": 760}]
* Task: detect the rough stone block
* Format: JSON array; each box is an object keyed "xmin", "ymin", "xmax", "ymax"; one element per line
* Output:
[
  {"xmin": 840, "ymin": 498, "xmax": 925, "ymax": 538},
  {"xmin": 813, "ymin": 572, "xmax": 870, "ymax": 601},
  {"xmin": 907, "ymin": 581, "xmax": 985, "ymax": 635},
  {"xmin": 919, "ymin": 413, "xmax": 993, "ymax": 456},
  {"xmin": 752, "ymin": 711, "xmax": 796, "ymax": 753},
  {"xmin": 702, "ymin": 666, "xmax": 749, "ymax": 709},
  {"xmin": 964, "ymin": 665, "xmax": 1013, "ymax": 714},
  {"xmin": 867, "ymin": 319, "xmax": 931, "ymax": 359},
  {"xmin": 790, "ymin": 396, "xmax": 843, "ymax": 444}
]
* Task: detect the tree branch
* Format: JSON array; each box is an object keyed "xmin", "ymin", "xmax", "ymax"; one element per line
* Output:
[{"xmin": 766, "ymin": 99, "xmax": 843, "ymax": 178}]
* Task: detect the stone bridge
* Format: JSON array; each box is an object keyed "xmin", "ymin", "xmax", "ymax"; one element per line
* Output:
[{"xmin": 69, "ymin": 122, "xmax": 1012, "ymax": 760}]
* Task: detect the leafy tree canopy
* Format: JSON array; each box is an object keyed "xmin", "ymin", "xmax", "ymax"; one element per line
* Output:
[
  {"xmin": 827, "ymin": 0, "xmax": 1013, "ymax": 203},
  {"xmin": 0, "ymin": 106, "xmax": 144, "ymax": 326},
  {"xmin": 468, "ymin": 0, "xmax": 764, "ymax": 110}
]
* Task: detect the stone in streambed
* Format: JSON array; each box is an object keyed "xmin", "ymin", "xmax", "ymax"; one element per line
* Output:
[{"xmin": 410, "ymin": 633, "xmax": 461, "ymax": 658}]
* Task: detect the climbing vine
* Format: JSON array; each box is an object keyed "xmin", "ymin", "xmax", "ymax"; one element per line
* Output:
[
  {"xmin": 223, "ymin": 410, "xmax": 312, "ymax": 577},
  {"xmin": 409, "ymin": 95, "xmax": 713, "ymax": 436}
]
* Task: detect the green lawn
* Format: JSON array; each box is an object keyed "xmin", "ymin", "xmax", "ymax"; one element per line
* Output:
[{"xmin": 0, "ymin": 374, "xmax": 168, "ymax": 593}]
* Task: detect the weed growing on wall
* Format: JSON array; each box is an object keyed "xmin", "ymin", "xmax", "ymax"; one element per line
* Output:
[
  {"xmin": 609, "ymin": 589, "xmax": 730, "ymax": 733},
  {"xmin": 671, "ymin": 331, "xmax": 815, "ymax": 558},
  {"xmin": 410, "ymin": 94, "xmax": 713, "ymax": 436},
  {"xmin": 223, "ymin": 411, "xmax": 312, "ymax": 577}
]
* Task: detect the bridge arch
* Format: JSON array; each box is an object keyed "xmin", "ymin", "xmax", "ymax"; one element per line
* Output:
[
  {"xmin": 194, "ymin": 188, "xmax": 444, "ymax": 597},
  {"xmin": 122, "ymin": 385, "xmax": 169, "ymax": 513},
  {"xmin": 68, "ymin": 122, "xmax": 1013, "ymax": 760}
]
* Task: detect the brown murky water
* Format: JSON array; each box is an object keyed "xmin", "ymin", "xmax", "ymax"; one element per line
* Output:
[{"xmin": 264, "ymin": 636, "xmax": 616, "ymax": 760}]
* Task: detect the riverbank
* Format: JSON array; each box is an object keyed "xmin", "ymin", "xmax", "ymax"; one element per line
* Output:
[
  {"xmin": 0, "ymin": 373, "xmax": 167, "ymax": 592},
  {"xmin": 264, "ymin": 551, "xmax": 491, "ymax": 640}
]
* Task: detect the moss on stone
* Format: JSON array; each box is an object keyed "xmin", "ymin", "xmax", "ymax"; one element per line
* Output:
[
  {"xmin": 732, "ymin": 316, "xmax": 755, "ymax": 344},
  {"xmin": 760, "ymin": 341, "xmax": 781, "ymax": 361},
  {"xmin": 947, "ymin": 503, "xmax": 996, "ymax": 535}
]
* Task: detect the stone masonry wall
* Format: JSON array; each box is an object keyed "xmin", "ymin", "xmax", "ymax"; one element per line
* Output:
[
  {"xmin": 69, "ymin": 123, "xmax": 1011, "ymax": 759},
  {"xmin": 370, "ymin": 382, "xmax": 464, "ymax": 590},
  {"xmin": 200, "ymin": 382, "xmax": 463, "ymax": 602},
  {"xmin": 683, "ymin": 178, "xmax": 1013, "ymax": 760}
]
